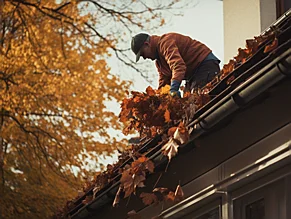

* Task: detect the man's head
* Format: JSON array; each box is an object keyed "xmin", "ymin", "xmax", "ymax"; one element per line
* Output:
[{"xmin": 131, "ymin": 33, "xmax": 156, "ymax": 62}]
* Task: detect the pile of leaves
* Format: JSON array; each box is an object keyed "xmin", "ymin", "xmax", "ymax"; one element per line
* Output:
[
  {"xmin": 205, "ymin": 30, "xmax": 278, "ymax": 90},
  {"xmin": 119, "ymin": 86, "xmax": 211, "ymax": 137}
]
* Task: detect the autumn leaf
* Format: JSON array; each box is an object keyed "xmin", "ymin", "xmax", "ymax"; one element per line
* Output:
[
  {"xmin": 146, "ymin": 86, "xmax": 156, "ymax": 96},
  {"xmin": 159, "ymin": 85, "xmax": 171, "ymax": 94},
  {"xmin": 161, "ymin": 138, "xmax": 179, "ymax": 161},
  {"xmin": 174, "ymin": 185, "xmax": 184, "ymax": 202},
  {"xmin": 164, "ymin": 109, "xmax": 171, "ymax": 122},
  {"xmin": 264, "ymin": 38, "xmax": 278, "ymax": 53},
  {"xmin": 82, "ymin": 195, "xmax": 93, "ymax": 205},
  {"xmin": 113, "ymin": 186, "xmax": 122, "ymax": 207},
  {"xmin": 173, "ymin": 122, "xmax": 189, "ymax": 145},
  {"xmin": 127, "ymin": 210, "xmax": 142, "ymax": 219},
  {"xmin": 167, "ymin": 127, "xmax": 178, "ymax": 137},
  {"xmin": 140, "ymin": 192, "xmax": 159, "ymax": 205}
]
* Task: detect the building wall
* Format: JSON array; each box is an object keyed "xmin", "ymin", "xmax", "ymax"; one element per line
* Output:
[{"xmin": 223, "ymin": 0, "xmax": 277, "ymax": 63}]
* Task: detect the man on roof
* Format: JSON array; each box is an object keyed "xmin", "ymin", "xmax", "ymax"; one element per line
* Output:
[{"xmin": 131, "ymin": 32, "xmax": 220, "ymax": 97}]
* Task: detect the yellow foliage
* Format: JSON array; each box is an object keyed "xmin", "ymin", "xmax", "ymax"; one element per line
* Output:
[{"xmin": 0, "ymin": 1, "xmax": 130, "ymax": 218}]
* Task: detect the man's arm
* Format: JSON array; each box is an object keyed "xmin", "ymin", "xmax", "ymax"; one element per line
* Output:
[
  {"xmin": 156, "ymin": 61, "xmax": 171, "ymax": 89},
  {"xmin": 159, "ymin": 37, "xmax": 186, "ymax": 83},
  {"xmin": 159, "ymin": 37, "xmax": 186, "ymax": 97}
]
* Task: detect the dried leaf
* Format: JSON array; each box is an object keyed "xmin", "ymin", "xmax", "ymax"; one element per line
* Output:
[
  {"xmin": 264, "ymin": 38, "xmax": 278, "ymax": 53},
  {"xmin": 164, "ymin": 109, "xmax": 171, "ymax": 122},
  {"xmin": 173, "ymin": 122, "xmax": 189, "ymax": 145},
  {"xmin": 127, "ymin": 210, "xmax": 142, "ymax": 219},
  {"xmin": 82, "ymin": 195, "xmax": 93, "ymax": 205},
  {"xmin": 167, "ymin": 127, "xmax": 177, "ymax": 137},
  {"xmin": 174, "ymin": 185, "xmax": 184, "ymax": 202},
  {"xmin": 113, "ymin": 186, "xmax": 122, "ymax": 207},
  {"xmin": 161, "ymin": 138, "xmax": 179, "ymax": 161},
  {"xmin": 140, "ymin": 192, "xmax": 159, "ymax": 205},
  {"xmin": 146, "ymin": 86, "xmax": 156, "ymax": 96}
]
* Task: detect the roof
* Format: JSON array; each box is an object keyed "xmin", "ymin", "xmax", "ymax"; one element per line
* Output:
[{"xmin": 56, "ymin": 9, "xmax": 291, "ymax": 219}]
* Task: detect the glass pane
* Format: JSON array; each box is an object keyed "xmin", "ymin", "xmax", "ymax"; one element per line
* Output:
[
  {"xmin": 245, "ymin": 198, "xmax": 265, "ymax": 219},
  {"xmin": 196, "ymin": 207, "xmax": 220, "ymax": 219}
]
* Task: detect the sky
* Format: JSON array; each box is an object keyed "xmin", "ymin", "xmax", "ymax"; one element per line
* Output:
[
  {"xmin": 109, "ymin": 0, "xmax": 224, "ymax": 92},
  {"xmin": 98, "ymin": 0, "xmax": 224, "ymax": 166}
]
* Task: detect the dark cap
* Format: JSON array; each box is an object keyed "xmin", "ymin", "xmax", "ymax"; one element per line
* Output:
[{"xmin": 131, "ymin": 33, "xmax": 150, "ymax": 62}]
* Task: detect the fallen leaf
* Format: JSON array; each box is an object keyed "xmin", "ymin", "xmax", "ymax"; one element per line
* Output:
[
  {"xmin": 164, "ymin": 109, "xmax": 171, "ymax": 122},
  {"xmin": 174, "ymin": 185, "xmax": 184, "ymax": 202},
  {"xmin": 161, "ymin": 138, "xmax": 179, "ymax": 161},
  {"xmin": 140, "ymin": 192, "xmax": 159, "ymax": 205},
  {"xmin": 264, "ymin": 37, "xmax": 278, "ymax": 53},
  {"xmin": 127, "ymin": 210, "xmax": 142, "ymax": 219},
  {"xmin": 113, "ymin": 186, "xmax": 122, "ymax": 207},
  {"xmin": 82, "ymin": 195, "xmax": 93, "ymax": 205},
  {"xmin": 173, "ymin": 122, "xmax": 189, "ymax": 145}
]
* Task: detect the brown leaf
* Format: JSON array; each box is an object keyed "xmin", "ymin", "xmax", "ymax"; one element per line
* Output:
[
  {"xmin": 164, "ymin": 109, "xmax": 171, "ymax": 122},
  {"xmin": 127, "ymin": 210, "xmax": 142, "ymax": 219},
  {"xmin": 165, "ymin": 191, "xmax": 175, "ymax": 202},
  {"xmin": 140, "ymin": 192, "xmax": 159, "ymax": 205},
  {"xmin": 153, "ymin": 187, "xmax": 170, "ymax": 195},
  {"xmin": 264, "ymin": 38, "xmax": 278, "ymax": 53},
  {"xmin": 174, "ymin": 185, "xmax": 184, "ymax": 202},
  {"xmin": 82, "ymin": 195, "xmax": 93, "ymax": 205},
  {"xmin": 146, "ymin": 86, "xmax": 156, "ymax": 96},
  {"xmin": 173, "ymin": 122, "xmax": 189, "ymax": 144},
  {"xmin": 113, "ymin": 186, "xmax": 122, "ymax": 207},
  {"xmin": 167, "ymin": 127, "xmax": 177, "ymax": 137},
  {"xmin": 161, "ymin": 138, "xmax": 179, "ymax": 161}
]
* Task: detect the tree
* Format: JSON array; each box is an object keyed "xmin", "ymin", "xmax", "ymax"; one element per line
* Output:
[{"xmin": 0, "ymin": 0, "xmax": 190, "ymax": 218}]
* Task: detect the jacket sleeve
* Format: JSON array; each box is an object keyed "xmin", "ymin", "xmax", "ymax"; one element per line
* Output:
[
  {"xmin": 159, "ymin": 38, "xmax": 186, "ymax": 82},
  {"xmin": 156, "ymin": 61, "xmax": 171, "ymax": 89}
]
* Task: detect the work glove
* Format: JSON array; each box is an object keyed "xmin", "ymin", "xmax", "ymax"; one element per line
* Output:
[{"xmin": 170, "ymin": 80, "xmax": 181, "ymax": 98}]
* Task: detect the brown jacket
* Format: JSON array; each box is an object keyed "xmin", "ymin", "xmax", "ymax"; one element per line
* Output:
[{"xmin": 150, "ymin": 33, "xmax": 211, "ymax": 89}]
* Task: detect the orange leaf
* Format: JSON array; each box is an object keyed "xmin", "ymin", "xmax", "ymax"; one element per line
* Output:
[
  {"xmin": 164, "ymin": 109, "xmax": 171, "ymax": 122},
  {"xmin": 264, "ymin": 38, "xmax": 278, "ymax": 53},
  {"xmin": 146, "ymin": 86, "xmax": 156, "ymax": 96}
]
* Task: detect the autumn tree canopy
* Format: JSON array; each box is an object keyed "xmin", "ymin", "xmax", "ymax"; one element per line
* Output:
[{"xmin": 0, "ymin": 0, "xmax": 190, "ymax": 218}]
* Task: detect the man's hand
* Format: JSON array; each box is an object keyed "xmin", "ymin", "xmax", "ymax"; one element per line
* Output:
[{"xmin": 170, "ymin": 80, "xmax": 181, "ymax": 98}]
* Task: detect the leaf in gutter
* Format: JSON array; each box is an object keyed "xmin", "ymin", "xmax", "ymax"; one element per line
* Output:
[
  {"xmin": 161, "ymin": 138, "xmax": 179, "ymax": 161},
  {"xmin": 140, "ymin": 192, "xmax": 159, "ymax": 206},
  {"xmin": 164, "ymin": 109, "xmax": 171, "ymax": 122},
  {"xmin": 165, "ymin": 191, "xmax": 176, "ymax": 202},
  {"xmin": 82, "ymin": 195, "xmax": 93, "ymax": 205},
  {"xmin": 173, "ymin": 122, "xmax": 189, "ymax": 145},
  {"xmin": 174, "ymin": 185, "xmax": 184, "ymax": 202},
  {"xmin": 127, "ymin": 210, "xmax": 142, "ymax": 219},
  {"xmin": 113, "ymin": 186, "xmax": 122, "ymax": 207},
  {"xmin": 264, "ymin": 37, "xmax": 278, "ymax": 53},
  {"xmin": 167, "ymin": 127, "xmax": 177, "ymax": 137}
]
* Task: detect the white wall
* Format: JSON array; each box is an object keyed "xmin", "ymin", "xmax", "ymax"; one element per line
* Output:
[{"xmin": 223, "ymin": 0, "xmax": 277, "ymax": 63}]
